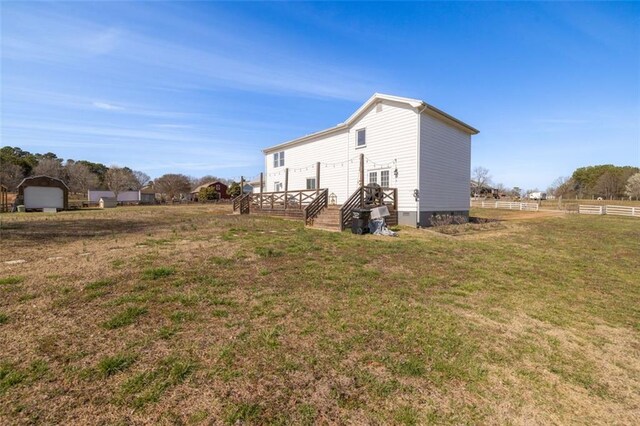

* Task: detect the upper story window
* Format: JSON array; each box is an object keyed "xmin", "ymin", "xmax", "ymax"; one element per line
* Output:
[
  {"xmin": 356, "ymin": 129, "xmax": 366, "ymax": 148},
  {"xmin": 273, "ymin": 151, "xmax": 285, "ymax": 167}
]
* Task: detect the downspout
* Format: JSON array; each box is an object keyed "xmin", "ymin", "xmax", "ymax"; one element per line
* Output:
[{"xmin": 416, "ymin": 103, "xmax": 427, "ymax": 227}]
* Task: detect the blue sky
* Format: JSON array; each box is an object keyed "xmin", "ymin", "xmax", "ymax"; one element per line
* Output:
[{"xmin": 2, "ymin": 1, "xmax": 638, "ymax": 190}]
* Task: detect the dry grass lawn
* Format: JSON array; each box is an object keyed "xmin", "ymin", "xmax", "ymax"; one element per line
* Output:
[{"xmin": 0, "ymin": 205, "xmax": 638, "ymax": 424}]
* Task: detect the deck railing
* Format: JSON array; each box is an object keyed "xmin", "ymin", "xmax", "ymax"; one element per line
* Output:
[
  {"xmin": 303, "ymin": 189, "xmax": 328, "ymax": 225},
  {"xmin": 232, "ymin": 193, "xmax": 252, "ymax": 214},
  {"xmin": 252, "ymin": 189, "xmax": 327, "ymax": 211},
  {"xmin": 339, "ymin": 186, "xmax": 397, "ymax": 231}
]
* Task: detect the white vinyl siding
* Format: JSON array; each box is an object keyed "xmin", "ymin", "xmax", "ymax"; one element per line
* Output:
[
  {"xmin": 419, "ymin": 112, "xmax": 471, "ymax": 212},
  {"xmin": 346, "ymin": 100, "xmax": 418, "ymax": 211}
]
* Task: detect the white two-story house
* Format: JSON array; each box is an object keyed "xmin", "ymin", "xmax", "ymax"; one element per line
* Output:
[{"xmin": 262, "ymin": 93, "xmax": 479, "ymax": 226}]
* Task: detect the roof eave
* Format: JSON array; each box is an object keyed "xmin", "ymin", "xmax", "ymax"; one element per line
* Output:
[
  {"xmin": 424, "ymin": 104, "xmax": 479, "ymax": 135},
  {"xmin": 262, "ymin": 123, "xmax": 348, "ymax": 153}
]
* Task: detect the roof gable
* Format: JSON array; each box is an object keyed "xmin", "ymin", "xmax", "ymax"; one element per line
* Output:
[{"xmin": 263, "ymin": 93, "xmax": 478, "ymax": 153}]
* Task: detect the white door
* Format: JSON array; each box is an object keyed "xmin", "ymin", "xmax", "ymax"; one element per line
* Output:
[{"xmin": 24, "ymin": 186, "xmax": 64, "ymax": 209}]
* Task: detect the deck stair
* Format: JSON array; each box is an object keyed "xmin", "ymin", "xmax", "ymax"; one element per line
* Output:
[{"xmin": 310, "ymin": 205, "xmax": 342, "ymax": 231}]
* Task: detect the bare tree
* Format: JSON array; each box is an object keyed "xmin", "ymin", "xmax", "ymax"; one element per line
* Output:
[
  {"xmin": 131, "ymin": 170, "xmax": 151, "ymax": 190},
  {"xmin": 155, "ymin": 173, "xmax": 191, "ymax": 201},
  {"xmin": 0, "ymin": 163, "xmax": 24, "ymax": 191},
  {"xmin": 33, "ymin": 158, "xmax": 63, "ymax": 178},
  {"xmin": 472, "ymin": 167, "xmax": 491, "ymax": 188},
  {"xmin": 65, "ymin": 162, "xmax": 98, "ymax": 194},
  {"xmin": 595, "ymin": 171, "xmax": 620, "ymax": 200},
  {"xmin": 625, "ymin": 173, "xmax": 640, "ymax": 200},
  {"xmin": 104, "ymin": 166, "xmax": 136, "ymax": 198}
]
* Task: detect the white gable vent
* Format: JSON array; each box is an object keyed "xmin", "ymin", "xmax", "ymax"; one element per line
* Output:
[{"xmin": 376, "ymin": 103, "xmax": 383, "ymax": 113}]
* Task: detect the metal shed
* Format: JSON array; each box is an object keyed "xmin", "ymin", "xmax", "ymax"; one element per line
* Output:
[{"xmin": 17, "ymin": 176, "xmax": 69, "ymax": 211}]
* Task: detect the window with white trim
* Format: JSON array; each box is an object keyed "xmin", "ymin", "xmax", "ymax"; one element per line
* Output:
[
  {"xmin": 274, "ymin": 181, "xmax": 283, "ymax": 192},
  {"xmin": 369, "ymin": 171, "xmax": 377, "ymax": 185},
  {"xmin": 306, "ymin": 178, "xmax": 316, "ymax": 190},
  {"xmin": 380, "ymin": 170, "xmax": 389, "ymax": 187},
  {"xmin": 273, "ymin": 151, "xmax": 285, "ymax": 168},
  {"xmin": 356, "ymin": 129, "xmax": 366, "ymax": 147}
]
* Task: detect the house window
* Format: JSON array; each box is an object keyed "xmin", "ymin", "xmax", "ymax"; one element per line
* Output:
[
  {"xmin": 381, "ymin": 170, "xmax": 389, "ymax": 187},
  {"xmin": 369, "ymin": 171, "xmax": 377, "ymax": 185},
  {"xmin": 273, "ymin": 151, "xmax": 285, "ymax": 168},
  {"xmin": 306, "ymin": 178, "xmax": 316, "ymax": 190},
  {"xmin": 274, "ymin": 181, "xmax": 283, "ymax": 192},
  {"xmin": 216, "ymin": 185, "xmax": 220, "ymax": 190},
  {"xmin": 356, "ymin": 129, "xmax": 366, "ymax": 147}
]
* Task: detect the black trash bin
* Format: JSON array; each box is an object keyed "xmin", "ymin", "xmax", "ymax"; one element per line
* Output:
[{"xmin": 351, "ymin": 208, "xmax": 371, "ymax": 234}]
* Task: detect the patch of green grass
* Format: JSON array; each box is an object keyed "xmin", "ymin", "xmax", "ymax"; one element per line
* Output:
[
  {"xmin": 0, "ymin": 363, "xmax": 26, "ymax": 393},
  {"xmin": 103, "ymin": 306, "xmax": 148, "ymax": 329},
  {"xmin": 255, "ymin": 246, "xmax": 283, "ymax": 258},
  {"xmin": 210, "ymin": 256, "xmax": 234, "ymax": 267},
  {"xmin": 212, "ymin": 309, "xmax": 229, "ymax": 318},
  {"xmin": 98, "ymin": 354, "xmax": 136, "ymax": 377},
  {"xmin": 225, "ymin": 402, "xmax": 261, "ymax": 424},
  {"xmin": 297, "ymin": 403, "xmax": 317, "ymax": 425},
  {"xmin": 117, "ymin": 356, "xmax": 196, "ymax": 408},
  {"xmin": 389, "ymin": 356, "xmax": 426, "ymax": 377},
  {"xmin": 170, "ymin": 310, "xmax": 196, "ymax": 323},
  {"xmin": 158, "ymin": 325, "xmax": 177, "ymax": 340},
  {"xmin": 28, "ymin": 360, "xmax": 49, "ymax": 380},
  {"xmin": 188, "ymin": 410, "xmax": 209, "ymax": 424},
  {"xmin": 394, "ymin": 406, "xmax": 420, "ymax": 425},
  {"xmin": 143, "ymin": 267, "xmax": 176, "ymax": 280},
  {"xmin": 86, "ymin": 278, "xmax": 115, "ymax": 290},
  {"xmin": 0, "ymin": 313, "xmax": 8, "ymax": 325},
  {"xmin": 0, "ymin": 276, "xmax": 24, "ymax": 285}
]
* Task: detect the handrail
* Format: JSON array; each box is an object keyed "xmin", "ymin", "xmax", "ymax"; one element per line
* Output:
[
  {"xmin": 339, "ymin": 186, "xmax": 397, "ymax": 230},
  {"xmin": 339, "ymin": 187, "xmax": 364, "ymax": 231},
  {"xmin": 233, "ymin": 193, "xmax": 251, "ymax": 214},
  {"xmin": 303, "ymin": 189, "xmax": 328, "ymax": 225}
]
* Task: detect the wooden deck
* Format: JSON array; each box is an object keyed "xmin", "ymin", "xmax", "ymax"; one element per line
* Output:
[{"xmin": 233, "ymin": 186, "xmax": 398, "ymax": 231}]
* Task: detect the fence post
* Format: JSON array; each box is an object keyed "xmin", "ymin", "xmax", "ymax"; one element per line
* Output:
[
  {"xmin": 284, "ymin": 168, "xmax": 289, "ymax": 210},
  {"xmin": 316, "ymin": 162, "xmax": 320, "ymax": 195},
  {"xmin": 259, "ymin": 172, "xmax": 263, "ymax": 209}
]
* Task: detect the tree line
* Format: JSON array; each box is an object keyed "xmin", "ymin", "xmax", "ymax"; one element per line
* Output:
[
  {"xmin": 549, "ymin": 165, "xmax": 640, "ymax": 200},
  {"xmin": 0, "ymin": 146, "xmax": 235, "ymax": 200}
]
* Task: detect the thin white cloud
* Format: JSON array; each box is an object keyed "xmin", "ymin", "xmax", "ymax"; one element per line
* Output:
[
  {"xmin": 533, "ymin": 118, "xmax": 588, "ymax": 124},
  {"xmin": 92, "ymin": 101, "xmax": 124, "ymax": 111},
  {"xmin": 82, "ymin": 28, "xmax": 122, "ymax": 55},
  {"xmin": 1, "ymin": 6, "xmax": 389, "ymax": 101}
]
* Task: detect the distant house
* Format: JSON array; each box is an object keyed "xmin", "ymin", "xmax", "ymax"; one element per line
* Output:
[
  {"xmin": 140, "ymin": 186, "xmax": 158, "ymax": 204},
  {"xmin": 87, "ymin": 190, "xmax": 154, "ymax": 205},
  {"xmin": 470, "ymin": 181, "xmax": 500, "ymax": 199},
  {"xmin": 248, "ymin": 178, "xmax": 264, "ymax": 194},
  {"xmin": 190, "ymin": 181, "xmax": 230, "ymax": 201},
  {"xmin": 17, "ymin": 175, "xmax": 69, "ymax": 211}
]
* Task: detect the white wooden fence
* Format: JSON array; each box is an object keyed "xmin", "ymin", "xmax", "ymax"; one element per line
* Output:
[
  {"xmin": 603, "ymin": 205, "xmax": 639, "ymax": 217},
  {"xmin": 471, "ymin": 200, "xmax": 539, "ymax": 211},
  {"xmin": 578, "ymin": 205, "xmax": 604, "ymax": 215},
  {"xmin": 578, "ymin": 205, "xmax": 639, "ymax": 217}
]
